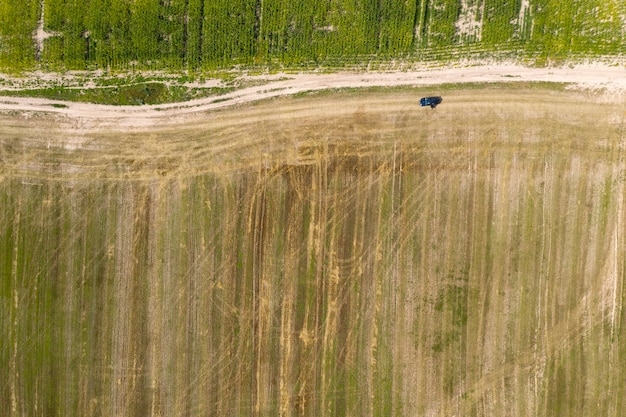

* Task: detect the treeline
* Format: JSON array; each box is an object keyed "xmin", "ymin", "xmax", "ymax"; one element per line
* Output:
[{"xmin": 1, "ymin": 0, "xmax": 625, "ymax": 70}]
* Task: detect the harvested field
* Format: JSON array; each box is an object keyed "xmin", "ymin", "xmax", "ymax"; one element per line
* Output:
[{"xmin": 2, "ymin": 86, "xmax": 626, "ymax": 416}]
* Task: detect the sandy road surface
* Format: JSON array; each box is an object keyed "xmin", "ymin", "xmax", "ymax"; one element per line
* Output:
[{"xmin": 1, "ymin": 63, "xmax": 625, "ymax": 128}]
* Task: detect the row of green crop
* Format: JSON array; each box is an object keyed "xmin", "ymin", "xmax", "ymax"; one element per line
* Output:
[
  {"xmin": 0, "ymin": 0, "xmax": 39, "ymax": 69},
  {"xmin": 0, "ymin": 0, "xmax": 624, "ymax": 71},
  {"xmin": 531, "ymin": 0, "xmax": 626, "ymax": 56}
]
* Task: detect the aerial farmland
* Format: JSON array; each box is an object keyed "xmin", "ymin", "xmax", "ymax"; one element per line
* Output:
[{"xmin": 1, "ymin": 1, "xmax": 626, "ymax": 417}]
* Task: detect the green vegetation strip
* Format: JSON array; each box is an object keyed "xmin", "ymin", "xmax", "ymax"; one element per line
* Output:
[{"xmin": 0, "ymin": 82, "xmax": 233, "ymax": 105}]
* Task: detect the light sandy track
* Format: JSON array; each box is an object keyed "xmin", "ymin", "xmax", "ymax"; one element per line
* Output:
[{"xmin": 1, "ymin": 63, "xmax": 624, "ymax": 128}]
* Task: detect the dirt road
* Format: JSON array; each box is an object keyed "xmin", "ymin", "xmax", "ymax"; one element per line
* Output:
[{"xmin": 1, "ymin": 63, "xmax": 624, "ymax": 128}]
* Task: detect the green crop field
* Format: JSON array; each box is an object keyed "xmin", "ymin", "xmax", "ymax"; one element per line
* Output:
[
  {"xmin": 2, "ymin": 87, "xmax": 626, "ymax": 416},
  {"xmin": 0, "ymin": 0, "xmax": 625, "ymax": 71}
]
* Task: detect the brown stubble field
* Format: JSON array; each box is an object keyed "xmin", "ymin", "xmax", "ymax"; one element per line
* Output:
[{"xmin": 1, "ymin": 86, "xmax": 626, "ymax": 417}]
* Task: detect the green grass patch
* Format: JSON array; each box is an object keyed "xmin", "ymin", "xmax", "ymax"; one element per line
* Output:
[{"xmin": 0, "ymin": 83, "xmax": 234, "ymax": 105}]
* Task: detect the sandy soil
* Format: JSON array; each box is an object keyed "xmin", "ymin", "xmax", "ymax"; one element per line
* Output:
[{"xmin": 0, "ymin": 63, "xmax": 624, "ymax": 129}]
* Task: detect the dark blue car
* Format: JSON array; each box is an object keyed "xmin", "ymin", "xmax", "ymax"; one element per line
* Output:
[{"xmin": 420, "ymin": 96, "xmax": 443, "ymax": 109}]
